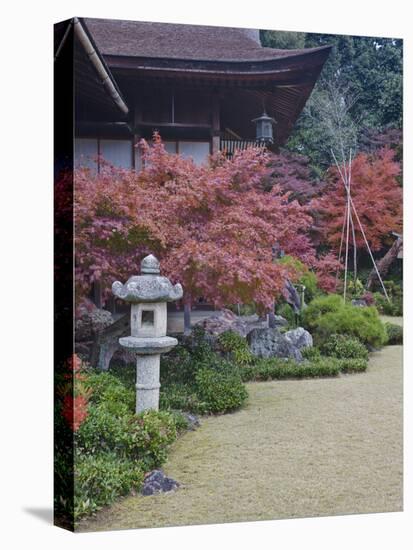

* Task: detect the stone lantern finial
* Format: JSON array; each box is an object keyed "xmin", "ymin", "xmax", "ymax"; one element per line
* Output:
[{"xmin": 141, "ymin": 254, "xmax": 160, "ymax": 274}]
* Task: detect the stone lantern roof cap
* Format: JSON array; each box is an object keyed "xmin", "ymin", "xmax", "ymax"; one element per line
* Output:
[
  {"xmin": 112, "ymin": 255, "xmax": 183, "ymax": 303},
  {"xmin": 141, "ymin": 254, "xmax": 160, "ymax": 274}
]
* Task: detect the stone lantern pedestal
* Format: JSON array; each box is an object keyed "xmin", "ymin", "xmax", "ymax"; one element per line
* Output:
[{"xmin": 112, "ymin": 254, "xmax": 183, "ymax": 413}]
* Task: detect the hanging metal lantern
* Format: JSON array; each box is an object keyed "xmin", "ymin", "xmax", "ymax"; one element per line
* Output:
[{"xmin": 252, "ymin": 111, "xmax": 276, "ymax": 145}]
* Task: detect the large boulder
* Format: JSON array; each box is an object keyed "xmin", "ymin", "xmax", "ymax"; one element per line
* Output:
[
  {"xmin": 195, "ymin": 308, "xmax": 257, "ymax": 337},
  {"xmin": 247, "ymin": 327, "xmax": 303, "ymax": 361},
  {"xmin": 75, "ymin": 299, "xmax": 114, "ymax": 342},
  {"xmin": 284, "ymin": 327, "xmax": 313, "ymax": 349}
]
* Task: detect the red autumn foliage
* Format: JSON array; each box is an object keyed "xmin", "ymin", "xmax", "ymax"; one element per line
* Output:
[
  {"xmin": 311, "ymin": 148, "xmax": 402, "ymax": 253},
  {"xmin": 74, "ymin": 135, "xmax": 335, "ymax": 310},
  {"xmin": 59, "ymin": 354, "xmax": 91, "ymax": 432},
  {"xmin": 265, "ymin": 149, "xmax": 326, "ymax": 204},
  {"xmin": 62, "ymin": 394, "xmax": 89, "ymax": 432}
]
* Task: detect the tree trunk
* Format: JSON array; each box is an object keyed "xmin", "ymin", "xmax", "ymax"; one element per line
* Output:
[
  {"xmin": 366, "ymin": 237, "xmax": 402, "ymax": 290},
  {"xmin": 183, "ymin": 300, "xmax": 192, "ymax": 335}
]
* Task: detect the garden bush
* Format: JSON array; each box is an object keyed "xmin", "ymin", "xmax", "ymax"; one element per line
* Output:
[
  {"xmin": 303, "ymin": 294, "xmax": 387, "ymax": 348},
  {"xmin": 159, "ymin": 328, "xmax": 249, "ymax": 415},
  {"xmin": 373, "ymin": 292, "xmax": 403, "ymax": 316},
  {"xmin": 302, "ymin": 294, "xmax": 343, "ymax": 329},
  {"xmin": 320, "ymin": 334, "xmax": 369, "ymax": 360},
  {"xmin": 83, "ymin": 371, "xmax": 135, "ymax": 415},
  {"xmin": 76, "ymin": 406, "xmax": 177, "ymax": 470},
  {"xmin": 385, "ymin": 322, "xmax": 403, "ymax": 345},
  {"xmin": 314, "ymin": 306, "xmax": 387, "ymax": 348},
  {"xmin": 217, "ymin": 330, "xmax": 254, "ymax": 365},
  {"xmin": 194, "ymin": 367, "xmax": 248, "ymax": 414},
  {"xmin": 74, "ymin": 451, "xmax": 144, "ymax": 519}
]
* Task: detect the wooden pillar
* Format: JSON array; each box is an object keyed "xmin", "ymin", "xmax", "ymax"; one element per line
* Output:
[
  {"xmin": 211, "ymin": 91, "xmax": 221, "ymax": 154},
  {"xmin": 133, "ymin": 96, "xmax": 143, "ymax": 171}
]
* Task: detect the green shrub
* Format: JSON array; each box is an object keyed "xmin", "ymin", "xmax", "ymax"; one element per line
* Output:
[
  {"xmin": 195, "ymin": 368, "xmax": 248, "ymax": 414},
  {"xmin": 385, "ymin": 322, "xmax": 403, "ymax": 345},
  {"xmin": 301, "ymin": 346, "xmax": 321, "ymax": 361},
  {"xmin": 160, "ymin": 328, "xmax": 249, "ymax": 415},
  {"xmin": 123, "ymin": 410, "xmax": 177, "ymax": 469},
  {"xmin": 217, "ymin": 330, "xmax": 254, "ymax": 365},
  {"xmin": 373, "ymin": 292, "xmax": 403, "ymax": 316},
  {"xmin": 83, "ymin": 371, "xmax": 135, "ymax": 415},
  {"xmin": 74, "ymin": 452, "xmax": 144, "ymax": 519},
  {"xmin": 320, "ymin": 334, "xmax": 369, "ymax": 360},
  {"xmin": 76, "ymin": 406, "xmax": 177, "ymax": 470},
  {"xmin": 303, "ymin": 295, "xmax": 387, "ymax": 348},
  {"xmin": 336, "ymin": 358, "xmax": 368, "ymax": 373},
  {"xmin": 314, "ymin": 305, "xmax": 387, "ymax": 348},
  {"xmin": 345, "ymin": 278, "xmax": 365, "ymax": 300},
  {"xmin": 302, "ymin": 294, "xmax": 343, "ymax": 330}
]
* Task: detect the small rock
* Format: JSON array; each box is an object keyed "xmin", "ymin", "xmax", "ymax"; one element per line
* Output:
[
  {"xmin": 141, "ymin": 469, "xmax": 179, "ymax": 496},
  {"xmin": 284, "ymin": 327, "xmax": 313, "ymax": 349},
  {"xmin": 181, "ymin": 412, "xmax": 201, "ymax": 430},
  {"xmin": 352, "ymin": 299, "xmax": 367, "ymax": 307}
]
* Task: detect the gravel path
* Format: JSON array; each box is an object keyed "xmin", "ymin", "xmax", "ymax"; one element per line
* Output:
[{"xmin": 80, "ymin": 344, "xmax": 403, "ymax": 532}]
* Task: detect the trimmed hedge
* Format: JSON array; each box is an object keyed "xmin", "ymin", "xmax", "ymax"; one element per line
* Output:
[
  {"xmin": 240, "ymin": 358, "xmax": 341, "ymax": 382},
  {"xmin": 336, "ymin": 358, "xmax": 368, "ymax": 373},
  {"xmin": 240, "ymin": 355, "xmax": 368, "ymax": 382},
  {"xmin": 195, "ymin": 368, "xmax": 248, "ymax": 413}
]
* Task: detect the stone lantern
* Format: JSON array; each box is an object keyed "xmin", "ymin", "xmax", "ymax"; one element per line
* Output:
[{"xmin": 112, "ymin": 254, "xmax": 183, "ymax": 413}]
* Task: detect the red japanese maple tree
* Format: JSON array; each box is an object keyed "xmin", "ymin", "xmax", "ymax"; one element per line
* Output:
[
  {"xmin": 74, "ymin": 135, "xmax": 335, "ymax": 314},
  {"xmin": 311, "ymin": 147, "xmax": 402, "ymax": 253}
]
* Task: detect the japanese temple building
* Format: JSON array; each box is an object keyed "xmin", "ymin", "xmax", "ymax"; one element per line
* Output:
[{"xmin": 55, "ymin": 17, "xmax": 331, "ymax": 171}]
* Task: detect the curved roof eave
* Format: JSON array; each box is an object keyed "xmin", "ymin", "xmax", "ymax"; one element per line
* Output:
[{"xmin": 103, "ymin": 45, "xmax": 332, "ymax": 78}]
